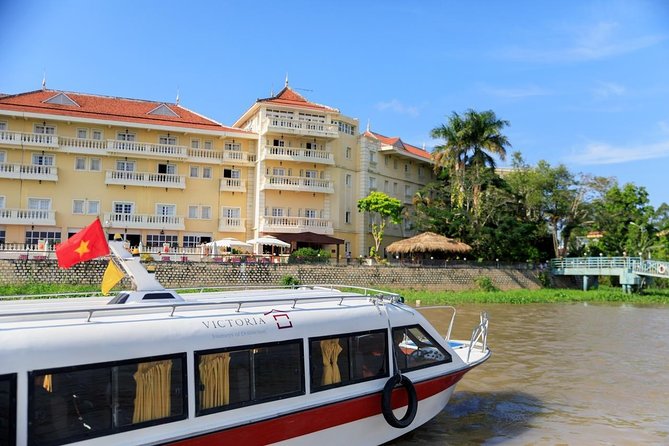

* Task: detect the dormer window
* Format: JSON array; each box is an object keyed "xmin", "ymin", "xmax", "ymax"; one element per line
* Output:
[
  {"xmin": 43, "ymin": 93, "xmax": 79, "ymax": 107},
  {"xmin": 147, "ymin": 103, "xmax": 179, "ymax": 117}
]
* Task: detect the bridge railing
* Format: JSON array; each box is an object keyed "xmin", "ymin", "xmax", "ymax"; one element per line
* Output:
[{"xmin": 551, "ymin": 256, "xmax": 641, "ymax": 272}]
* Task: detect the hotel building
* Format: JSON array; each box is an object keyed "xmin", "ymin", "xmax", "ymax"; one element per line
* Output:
[{"xmin": 0, "ymin": 84, "xmax": 434, "ymax": 260}]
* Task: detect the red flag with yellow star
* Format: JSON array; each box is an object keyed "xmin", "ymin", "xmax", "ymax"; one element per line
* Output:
[{"xmin": 56, "ymin": 218, "xmax": 110, "ymax": 268}]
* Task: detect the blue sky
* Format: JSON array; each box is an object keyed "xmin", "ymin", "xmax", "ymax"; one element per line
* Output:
[{"xmin": 1, "ymin": 0, "xmax": 668, "ymax": 206}]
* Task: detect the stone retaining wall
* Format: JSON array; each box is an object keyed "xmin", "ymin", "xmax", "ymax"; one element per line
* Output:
[{"xmin": 0, "ymin": 259, "xmax": 542, "ymax": 291}]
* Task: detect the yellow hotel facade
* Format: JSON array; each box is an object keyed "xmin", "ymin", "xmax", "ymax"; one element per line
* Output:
[{"xmin": 0, "ymin": 84, "xmax": 434, "ymax": 260}]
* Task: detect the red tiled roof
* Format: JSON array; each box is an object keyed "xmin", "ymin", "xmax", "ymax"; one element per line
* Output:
[
  {"xmin": 364, "ymin": 130, "xmax": 431, "ymax": 160},
  {"xmin": 0, "ymin": 89, "xmax": 250, "ymax": 134},
  {"xmin": 257, "ymin": 86, "xmax": 337, "ymax": 112}
]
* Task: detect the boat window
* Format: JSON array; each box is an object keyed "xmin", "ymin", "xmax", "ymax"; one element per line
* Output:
[
  {"xmin": 141, "ymin": 292, "xmax": 176, "ymax": 300},
  {"xmin": 107, "ymin": 292, "xmax": 129, "ymax": 304},
  {"xmin": 195, "ymin": 340, "xmax": 304, "ymax": 416},
  {"xmin": 392, "ymin": 325, "xmax": 452, "ymax": 372},
  {"xmin": 0, "ymin": 374, "xmax": 16, "ymax": 446},
  {"xmin": 28, "ymin": 354, "xmax": 186, "ymax": 445},
  {"xmin": 309, "ymin": 329, "xmax": 388, "ymax": 392}
]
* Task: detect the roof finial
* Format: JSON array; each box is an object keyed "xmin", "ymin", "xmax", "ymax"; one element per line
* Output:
[
  {"xmin": 41, "ymin": 72, "xmax": 46, "ymax": 90},
  {"xmin": 175, "ymin": 88, "xmax": 180, "ymax": 105},
  {"xmin": 366, "ymin": 119, "xmax": 370, "ymax": 133},
  {"xmin": 285, "ymin": 74, "xmax": 289, "ymax": 87}
]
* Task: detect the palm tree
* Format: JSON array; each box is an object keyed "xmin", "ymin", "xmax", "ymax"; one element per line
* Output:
[{"xmin": 431, "ymin": 109, "xmax": 510, "ymax": 212}]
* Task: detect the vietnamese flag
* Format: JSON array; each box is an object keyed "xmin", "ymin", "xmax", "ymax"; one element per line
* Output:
[{"xmin": 56, "ymin": 218, "xmax": 110, "ymax": 268}]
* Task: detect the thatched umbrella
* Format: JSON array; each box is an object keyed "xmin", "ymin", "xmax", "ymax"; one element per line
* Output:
[{"xmin": 386, "ymin": 232, "xmax": 471, "ymax": 256}]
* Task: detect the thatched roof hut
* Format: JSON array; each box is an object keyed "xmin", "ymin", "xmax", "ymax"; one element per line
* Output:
[{"xmin": 386, "ymin": 232, "xmax": 471, "ymax": 255}]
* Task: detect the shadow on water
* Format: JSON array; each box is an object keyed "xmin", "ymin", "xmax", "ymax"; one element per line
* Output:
[{"xmin": 386, "ymin": 390, "xmax": 544, "ymax": 446}]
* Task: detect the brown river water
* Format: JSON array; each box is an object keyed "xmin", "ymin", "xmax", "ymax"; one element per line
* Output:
[{"xmin": 388, "ymin": 303, "xmax": 669, "ymax": 445}]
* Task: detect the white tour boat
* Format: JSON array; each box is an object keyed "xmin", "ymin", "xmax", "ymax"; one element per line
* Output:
[{"xmin": 0, "ymin": 242, "xmax": 490, "ymax": 446}]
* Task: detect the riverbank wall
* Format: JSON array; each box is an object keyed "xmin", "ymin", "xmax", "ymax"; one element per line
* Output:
[{"xmin": 0, "ymin": 259, "xmax": 541, "ymax": 291}]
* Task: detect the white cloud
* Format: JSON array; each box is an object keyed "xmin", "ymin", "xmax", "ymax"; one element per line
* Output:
[
  {"xmin": 592, "ymin": 81, "xmax": 626, "ymax": 98},
  {"xmin": 481, "ymin": 85, "xmax": 552, "ymax": 99},
  {"xmin": 569, "ymin": 140, "xmax": 669, "ymax": 165},
  {"xmin": 498, "ymin": 21, "xmax": 666, "ymax": 63},
  {"xmin": 375, "ymin": 99, "xmax": 419, "ymax": 117}
]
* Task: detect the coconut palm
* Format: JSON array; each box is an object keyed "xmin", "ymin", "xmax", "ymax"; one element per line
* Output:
[{"xmin": 431, "ymin": 109, "xmax": 510, "ymax": 212}]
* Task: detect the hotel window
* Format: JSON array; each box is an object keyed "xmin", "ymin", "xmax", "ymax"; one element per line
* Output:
[
  {"xmin": 183, "ymin": 235, "xmax": 207, "ymax": 248},
  {"xmin": 77, "ymin": 128, "xmax": 88, "ymax": 139},
  {"xmin": 202, "ymin": 167, "xmax": 212, "ymax": 179},
  {"xmin": 191, "ymin": 139, "xmax": 200, "ymax": 149},
  {"xmin": 369, "ymin": 177, "xmax": 377, "ymax": 191},
  {"xmin": 393, "ymin": 182, "xmax": 398, "ymax": 195},
  {"xmin": 190, "ymin": 166, "xmax": 199, "ymax": 178},
  {"xmin": 113, "ymin": 202, "xmax": 134, "ymax": 215},
  {"xmin": 272, "ymin": 138, "xmax": 285, "ymax": 148},
  {"xmin": 25, "ymin": 230, "xmax": 61, "ymax": 246},
  {"xmin": 225, "ymin": 142, "xmax": 241, "ymax": 151},
  {"xmin": 384, "ymin": 180, "xmax": 389, "ymax": 193},
  {"xmin": 272, "ymin": 167, "xmax": 286, "ymax": 177},
  {"xmin": 405, "ymin": 185, "xmax": 411, "ymax": 198},
  {"xmin": 73, "ymin": 199, "xmax": 100, "ymax": 215},
  {"xmin": 384, "ymin": 156, "xmax": 389, "ymax": 166},
  {"xmin": 75, "ymin": 157, "xmax": 87, "ymax": 170},
  {"xmin": 28, "ymin": 198, "xmax": 50, "ymax": 211},
  {"xmin": 204, "ymin": 140, "xmax": 213, "ymax": 150},
  {"xmin": 158, "ymin": 163, "xmax": 176, "ymax": 175},
  {"xmin": 90, "ymin": 158, "xmax": 101, "ymax": 171},
  {"xmin": 369, "ymin": 152, "xmax": 377, "ymax": 164},
  {"xmin": 345, "ymin": 210, "xmax": 352, "ymax": 224},
  {"xmin": 34, "ymin": 123, "xmax": 55, "ymax": 134},
  {"xmin": 271, "ymin": 208, "xmax": 284, "ymax": 217},
  {"xmin": 201, "ymin": 206, "xmax": 211, "ymax": 219},
  {"xmin": 116, "ymin": 131, "xmax": 136, "ymax": 141},
  {"xmin": 222, "ymin": 207, "xmax": 241, "ymax": 219},
  {"xmin": 305, "ymin": 209, "xmax": 317, "ymax": 219},
  {"xmin": 345, "ymin": 174, "xmax": 352, "ymax": 187},
  {"xmin": 116, "ymin": 160, "xmax": 135, "ymax": 171},
  {"xmin": 32, "ymin": 153, "xmax": 54, "ymax": 166},
  {"xmin": 404, "ymin": 164, "xmax": 409, "ymax": 173},
  {"xmin": 345, "ymin": 147, "xmax": 351, "ymax": 159},
  {"xmin": 0, "ymin": 121, "xmax": 7, "ymax": 131},
  {"xmin": 92, "ymin": 129, "xmax": 103, "ymax": 140},
  {"xmin": 223, "ymin": 168, "xmax": 240, "ymax": 179},
  {"xmin": 0, "ymin": 196, "xmax": 5, "ymax": 208},
  {"xmin": 188, "ymin": 206, "xmax": 198, "ymax": 219},
  {"xmin": 0, "ymin": 151, "xmax": 5, "ymax": 163},
  {"xmin": 393, "ymin": 159, "xmax": 398, "ymax": 169},
  {"xmin": 159, "ymin": 135, "xmax": 177, "ymax": 145},
  {"xmin": 156, "ymin": 204, "xmax": 176, "ymax": 217}
]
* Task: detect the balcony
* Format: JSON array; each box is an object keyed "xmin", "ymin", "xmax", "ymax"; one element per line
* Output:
[
  {"xmin": 106, "ymin": 140, "xmax": 187, "ymax": 160},
  {"xmin": 105, "ymin": 170, "xmax": 186, "ymax": 189},
  {"xmin": 58, "ymin": 136, "xmax": 108, "ymax": 155},
  {"xmin": 261, "ymin": 175, "xmax": 334, "ymax": 194},
  {"xmin": 220, "ymin": 178, "xmax": 246, "ymax": 192},
  {"xmin": 0, "ymin": 130, "xmax": 58, "ymax": 149},
  {"xmin": 218, "ymin": 217, "xmax": 246, "ymax": 233},
  {"xmin": 263, "ymin": 145, "xmax": 334, "ymax": 165},
  {"xmin": 0, "ymin": 163, "xmax": 58, "ymax": 181},
  {"xmin": 187, "ymin": 148, "xmax": 254, "ymax": 165},
  {"xmin": 262, "ymin": 118, "xmax": 339, "ymax": 139},
  {"xmin": 103, "ymin": 212, "xmax": 185, "ymax": 230},
  {"xmin": 260, "ymin": 216, "xmax": 333, "ymax": 235},
  {"xmin": 0, "ymin": 209, "xmax": 56, "ymax": 225}
]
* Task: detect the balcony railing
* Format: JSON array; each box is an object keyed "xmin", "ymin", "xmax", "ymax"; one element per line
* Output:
[
  {"xmin": 263, "ymin": 145, "xmax": 334, "ymax": 165},
  {"xmin": 260, "ymin": 216, "xmax": 333, "ymax": 234},
  {"xmin": 0, "ymin": 130, "xmax": 58, "ymax": 149},
  {"xmin": 262, "ymin": 118, "xmax": 339, "ymax": 139},
  {"xmin": 58, "ymin": 136, "xmax": 108, "ymax": 154},
  {"xmin": 0, "ymin": 163, "xmax": 58, "ymax": 181},
  {"xmin": 261, "ymin": 175, "xmax": 334, "ymax": 194},
  {"xmin": 220, "ymin": 178, "xmax": 246, "ymax": 192},
  {"xmin": 103, "ymin": 212, "xmax": 185, "ymax": 230},
  {"xmin": 0, "ymin": 209, "xmax": 56, "ymax": 225},
  {"xmin": 187, "ymin": 148, "xmax": 254, "ymax": 165},
  {"xmin": 218, "ymin": 217, "xmax": 246, "ymax": 233},
  {"xmin": 105, "ymin": 170, "xmax": 186, "ymax": 189},
  {"xmin": 107, "ymin": 140, "xmax": 187, "ymax": 159}
]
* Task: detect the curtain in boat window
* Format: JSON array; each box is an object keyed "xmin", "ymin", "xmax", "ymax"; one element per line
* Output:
[
  {"xmin": 198, "ymin": 352, "xmax": 231, "ymax": 410},
  {"xmin": 320, "ymin": 339, "xmax": 342, "ymax": 385},
  {"xmin": 132, "ymin": 360, "xmax": 173, "ymax": 423}
]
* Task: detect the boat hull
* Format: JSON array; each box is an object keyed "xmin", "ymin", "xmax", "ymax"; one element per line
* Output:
[{"xmin": 168, "ymin": 369, "xmax": 468, "ymax": 446}]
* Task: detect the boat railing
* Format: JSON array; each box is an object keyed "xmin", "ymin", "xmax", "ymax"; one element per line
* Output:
[
  {"xmin": 414, "ymin": 305, "xmax": 457, "ymax": 341},
  {"xmin": 0, "ymin": 285, "xmax": 403, "ymax": 322},
  {"xmin": 467, "ymin": 311, "xmax": 489, "ymax": 362}
]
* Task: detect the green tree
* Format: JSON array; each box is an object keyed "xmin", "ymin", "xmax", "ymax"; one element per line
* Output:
[
  {"xmin": 431, "ymin": 109, "xmax": 510, "ymax": 212},
  {"xmin": 357, "ymin": 191, "xmax": 403, "ymax": 260}
]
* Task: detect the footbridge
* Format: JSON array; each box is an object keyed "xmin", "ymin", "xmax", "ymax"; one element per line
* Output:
[{"xmin": 550, "ymin": 257, "xmax": 669, "ymax": 292}]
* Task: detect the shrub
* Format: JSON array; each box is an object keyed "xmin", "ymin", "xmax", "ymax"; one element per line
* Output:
[
  {"xmin": 288, "ymin": 247, "xmax": 330, "ymax": 264},
  {"xmin": 476, "ymin": 275, "xmax": 498, "ymax": 292},
  {"xmin": 280, "ymin": 275, "xmax": 300, "ymax": 286}
]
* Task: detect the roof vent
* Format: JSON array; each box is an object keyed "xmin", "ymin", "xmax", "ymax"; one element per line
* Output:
[
  {"xmin": 148, "ymin": 103, "xmax": 180, "ymax": 117},
  {"xmin": 43, "ymin": 93, "xmax": 79, "ymax": 107}
]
